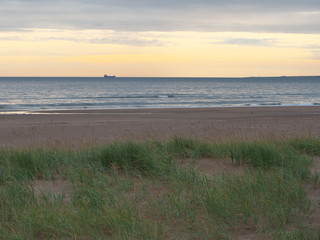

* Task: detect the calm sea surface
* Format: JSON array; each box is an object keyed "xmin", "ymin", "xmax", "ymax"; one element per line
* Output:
[{"xmin": 0, "ymin": 77, "xmax": 319, "ymax": 112}]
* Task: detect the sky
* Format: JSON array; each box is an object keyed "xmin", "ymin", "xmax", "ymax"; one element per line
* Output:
[{"xmin": 1, "ymin": 0, "xmax": 320, "ymax": 77}]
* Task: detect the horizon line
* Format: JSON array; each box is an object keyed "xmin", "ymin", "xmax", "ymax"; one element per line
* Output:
[{"xmin": 0, "ymin": 75, "xmax": 320, "ymax": 78}]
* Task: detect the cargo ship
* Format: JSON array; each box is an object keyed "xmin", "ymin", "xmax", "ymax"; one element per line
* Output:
[{"xmin": 104, "ymin": 74, "xmax": 116, "ymax": 78}]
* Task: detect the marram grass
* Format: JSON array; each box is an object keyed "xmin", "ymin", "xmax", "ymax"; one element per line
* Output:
[{"xmin": 0, "ymin": 137, "xmax": 320, "ymax": 239}]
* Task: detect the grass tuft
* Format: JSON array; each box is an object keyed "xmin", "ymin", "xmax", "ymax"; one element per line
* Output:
[
  {"xmin": 0, "ymin": 137, "xmax": 319, "ymax": 239},
  {"xmin": 288, "ymin": 138, "xmax": 320, "ymax": 156}
]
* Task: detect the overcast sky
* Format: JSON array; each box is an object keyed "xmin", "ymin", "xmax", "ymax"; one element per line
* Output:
[
  {"xmin": 1, "ymin": 0, "xmax": 320, "ymax": 76},
  {"xmin": 1, "ymin": 0, "xmax": 320, "ymax": 33}
]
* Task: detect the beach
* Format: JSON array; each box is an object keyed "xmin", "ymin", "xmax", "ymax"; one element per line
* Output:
[
  {"xmin": 1, "ymin": 106, "xmax": 320, "ymax": 148},
  {"xmin": 2, "ymin": 106, "xmax": 320, "ymax": 238}
]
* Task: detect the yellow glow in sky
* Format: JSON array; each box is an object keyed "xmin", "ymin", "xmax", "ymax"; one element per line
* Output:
[{"xmin": 0, "ymin": 29, "xmax": 319, "ymax": 77}]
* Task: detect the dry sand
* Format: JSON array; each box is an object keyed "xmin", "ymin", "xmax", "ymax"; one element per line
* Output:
[{"xmin": 1, "ymin": 106, "xmax": 320, "ymax": 148}]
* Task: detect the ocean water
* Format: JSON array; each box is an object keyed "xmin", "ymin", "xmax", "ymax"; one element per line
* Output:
[{"xmin": 0, "ymin": 76, "xmax": 319, "ymax": 112}]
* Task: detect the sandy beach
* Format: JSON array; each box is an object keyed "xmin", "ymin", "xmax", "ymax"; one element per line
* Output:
[
  {"xmin": 1, "ymin": 106, "xmax": 320, "ymax": 148},
  {"xmin": 1, "ymin": 106, "xmax": 320, "ymax": 238}
]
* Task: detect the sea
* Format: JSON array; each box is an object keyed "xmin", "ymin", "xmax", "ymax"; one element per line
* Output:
[{"xmin": 0, "ymin": 76, "xmax": 319, "ymax": 113}]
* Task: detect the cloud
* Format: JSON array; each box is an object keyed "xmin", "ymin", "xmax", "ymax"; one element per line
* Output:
[
  {"xmin": 89, "ymin": 37, "xmax": 163, "ymax": 46},
  {"xmin": 0, "ymin": 29, "xmax": 165, "ymax": 47},
  {"xmin": 312, "ymin": 50, "xmax": 320, "ymax": 59},
  {"xmin": 1, "ymin": 0, "xmax": 320, "ymax": 33},
  {"xmin": 217, "ymin": 38, "xmax": 277, "ymax": 46}
]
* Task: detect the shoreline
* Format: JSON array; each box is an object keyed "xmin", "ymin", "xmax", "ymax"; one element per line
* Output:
[
  {"xmin": 1, "ymin": 105, "xmax": 320, "ymax": 148},
  {"xmin": 1, "ymin": 103, "xmax": 320, "ymax": 115}
]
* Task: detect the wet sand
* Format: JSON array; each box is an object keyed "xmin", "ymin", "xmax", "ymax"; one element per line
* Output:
[{"xmin": 1, "ymin": 106, "xmax": 320, "ymax": 148}]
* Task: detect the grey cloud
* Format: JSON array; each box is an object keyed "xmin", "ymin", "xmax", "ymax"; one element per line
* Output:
[
  {"xmin": 49, "ymin": 35, "xmax": 164, "ymax": 46},
  {"xmin": 0, "ymin": 29, "xmax": 165, "ymax": 47},
  {"xmin": 311, "ymin": 49, "xmax": 320, "ymax": 61},
  {"xmin": 217, "ymin": 38, "xmax": 277, "ymax": 46},
  {"xmin": 312, "ymin": 50, "xmax": 320, "ymax": 59},
  {"xmin": 1, "ymin": 0, "xmax": 320, "ymax": 33},
  {"xmin": 16, "ymin": 0, "xmax": 319, "ymax": 10},
  {"xmin": 304, "ymin": 45, "xmax": 320, "ymax": 49},
  {"xmin": 89, "ymin": 37, "xmax": 163, "ymax": 46}
]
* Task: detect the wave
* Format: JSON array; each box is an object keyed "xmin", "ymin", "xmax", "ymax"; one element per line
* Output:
[
  {"xmin": 259, "ymin": 102, "xmax": 282, "ymax": 106},
  {"xmin": 42, "ymin": 95, "xmax": 178, "ymax": 100},
  {"xmin": 97, "ymin": 94, "xmax": 177, "ymax": 99},
  {"xmin": 1, "ymin": 101, "xmax": 318, "ymax": 112}
]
